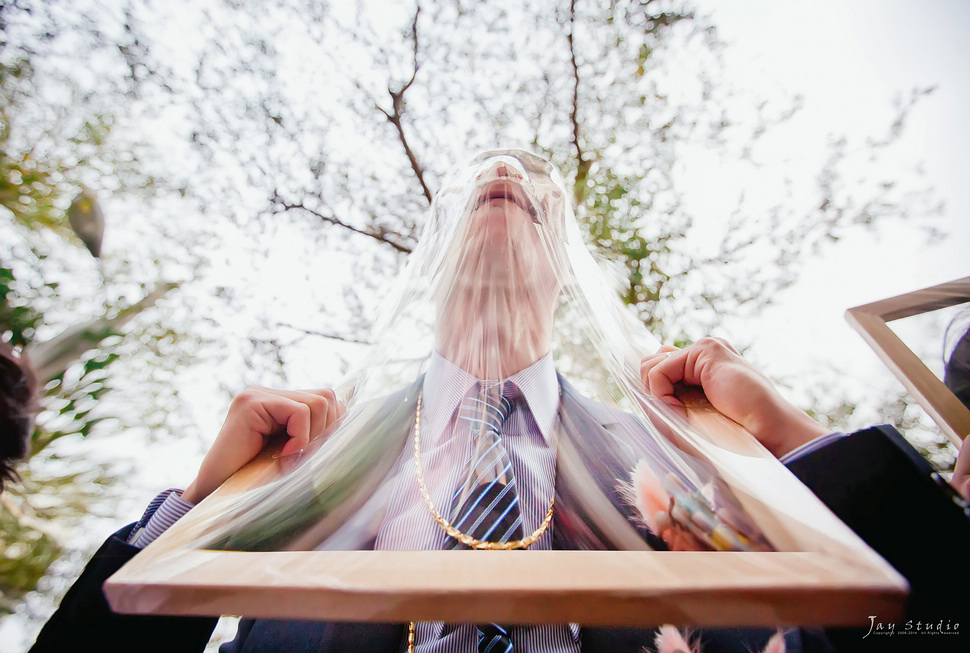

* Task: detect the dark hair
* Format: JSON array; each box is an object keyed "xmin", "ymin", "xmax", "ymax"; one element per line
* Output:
[
  {"xmin": 0, "ymin": 342, "xmax": 38, "ymax": 491},
  {"xmin": 944, "ymin": 321, "xmax": 970, "ymax": 410}
]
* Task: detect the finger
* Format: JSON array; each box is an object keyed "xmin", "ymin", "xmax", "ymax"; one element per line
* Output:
[
  {"xmin": 711, "ymin": 336, "xmax": 741, "ymax": 356},
  {"xmin": 320, "ymin": 389, "xmax": 342, "ymax": 427},
  {"xmin": 640, "ymin": 353, "xmax": 674, "ymax": 399},
  {"xmin": 324, "ymin": 395, "xmax": 338, "ymax": 429},
  {"xmin": 317, "ymin": 389, "xmax": 347, "ymax": 433},
  {"xmin": 226, "ymin": 386, "xmax": 282, "ymax": 437},
  {"xmin": 642, "ymin": 350, "xmax": 689, "ymax": 405},
  {"xmin": 639, "ymin": 351, "xmax": 671, "ymax": 384},
  {"xmin": 259, "ymin": 396, "xmax": 312, "ymax": 457},
  {"xmin": 269, "ymin": 388, "xmax": 341, "ymax": 442},
  {"xmin": 302, "ymin": 388, "xmax": 343, "ymax": 425},
  {"xmin": 640, "ymin": 345, "xmax": 681, "ymax": 380},
  {"xmin": 292, "ymin": 388, "xmax": 339, "ymax": 438}
]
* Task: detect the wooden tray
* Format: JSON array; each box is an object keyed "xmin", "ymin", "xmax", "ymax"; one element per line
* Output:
[{"xmin": 105, "ymin": 420, "xmax": 907, "ymax": 627}]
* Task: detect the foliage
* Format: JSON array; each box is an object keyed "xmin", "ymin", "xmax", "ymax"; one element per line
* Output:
[
  {"xmin": 0, "ymin": 61, "xmax": 66, "ymax": 235},
  {"xmin": 0, "ymin": 0, "xmax": 955, "ymax": 644},
  {"xmin": 0, "ymin": 266, "xmax": 40, "ymax": 348},
  {"xmin": 0, "ymin": 458, "xmax": 113, "ymax": 614},
  {"xmin": 0, "ymin": 4, "xmax": 185, "ymax": 616},
  {"xmin": 85, "ymin": 0, "xmax": 939, "ymax": 345},
  {"xmin": 0, "ymin": 263, "xmax": 120, "ymax": 612}
]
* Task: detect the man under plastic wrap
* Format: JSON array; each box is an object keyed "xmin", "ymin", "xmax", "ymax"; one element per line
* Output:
[{"xmin": 31, "ymin": 150, "xmax": 969, "ymax": 653}]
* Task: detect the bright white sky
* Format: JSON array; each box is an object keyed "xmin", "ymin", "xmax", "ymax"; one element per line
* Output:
[
  {"xmin": 3, "ymin": 2, "xmax": 968, "ymax": 650},
  {"xmin": 693, "ymin": 0, "xmax": 969, "ymax": 406}
]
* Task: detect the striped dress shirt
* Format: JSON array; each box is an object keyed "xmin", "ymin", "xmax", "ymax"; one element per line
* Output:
[{"xmin": 375, "ymin": 352, "xmax": 581, "ymax": 653}]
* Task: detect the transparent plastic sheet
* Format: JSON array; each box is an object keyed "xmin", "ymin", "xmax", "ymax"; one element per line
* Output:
[{"xmin": 186, "ymin": 150, "xmax": 825, "ymax": 557}]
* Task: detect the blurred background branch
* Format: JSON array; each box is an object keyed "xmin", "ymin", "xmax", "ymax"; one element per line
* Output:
[{"xmin": 0, "ymin": 0, "xmax": 965, "ymax": 648}]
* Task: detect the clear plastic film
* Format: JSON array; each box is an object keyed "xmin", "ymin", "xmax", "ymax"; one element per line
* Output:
[{"xmin": 189, "ymin": 150, "xmax": 831, "ymax": 557}]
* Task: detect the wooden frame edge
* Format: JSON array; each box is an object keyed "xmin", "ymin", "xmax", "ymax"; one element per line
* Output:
[
  {"xmin": 845, "ymin": 276, "xmax": 970, "ymax": 447},
  {"xmin": 105, "ymin": 549, "xmax": 906, "ymax": 627},
  {"xmin": 104, "ymin": 440, "xmax": 909, "ymax": 627}
]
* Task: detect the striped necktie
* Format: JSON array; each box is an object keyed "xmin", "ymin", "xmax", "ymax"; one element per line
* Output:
[{"xmin": 449, "ymin": 383, "xmax": 521, "ymax": 653}]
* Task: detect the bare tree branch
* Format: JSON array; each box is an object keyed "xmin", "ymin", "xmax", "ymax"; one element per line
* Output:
[
  {"xmin": 377, "ymin": 4, "xmax": 433, "ymax": 205},
  {"xmin": 25, "ymin": 281, "xmax": 181, "ymax": 383},
  {"xmin": 567, "ymin": 0, "xmax": 590, "ymax": 203},
  {"xmin": 277, "ymin": 322, "xmax": 372, "ymax": 345},
  {"xmin": 272, "ymin": 193, "xmax": 413, "ymax": 254}
]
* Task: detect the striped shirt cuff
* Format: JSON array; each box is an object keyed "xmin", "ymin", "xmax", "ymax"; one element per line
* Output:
[
  {"xmin": 779, "ymin": 432, "xmax": 847, "ymax": 465},
  {"xmin": 127, "ymin": 488, "xmax": 196, "ymax": 549}
]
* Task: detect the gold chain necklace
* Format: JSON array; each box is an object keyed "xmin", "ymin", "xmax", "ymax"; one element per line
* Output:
[{"xmin": 408, "ymin": 389, "xmax": 555, "ymax": 651}]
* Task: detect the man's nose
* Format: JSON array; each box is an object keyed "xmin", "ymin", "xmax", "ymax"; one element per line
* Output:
[{"xmin": 494, "ymin": 163, "xmax": 523, "ymax": 180}]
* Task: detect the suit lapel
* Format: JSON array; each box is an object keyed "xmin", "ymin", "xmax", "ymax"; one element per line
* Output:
[{"xmin": 553, "ymin": 376, "xmax": 656, "ymax": 551}]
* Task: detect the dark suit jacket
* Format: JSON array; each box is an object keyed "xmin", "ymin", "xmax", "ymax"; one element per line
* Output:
[
  {"xmin": 787, "ymin": 425, "xmax": 970, "ymax": 652},
  {"xmin": 30, "ymin": 382, "xmax": 970, "ymax": 653}
]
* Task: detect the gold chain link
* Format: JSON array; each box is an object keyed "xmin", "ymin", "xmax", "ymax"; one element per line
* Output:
[{"xmin": 408, "ymin": 390, "xmax": 555, "ymax": 651}]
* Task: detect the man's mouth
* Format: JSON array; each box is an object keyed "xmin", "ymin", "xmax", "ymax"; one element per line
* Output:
[{"xmin": 476, "ymin": 180, "xmax": 538, "ymax": 219}]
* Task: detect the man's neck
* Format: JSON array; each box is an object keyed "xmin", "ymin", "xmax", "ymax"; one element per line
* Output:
[
  {"xmin": 433, "ymin": 287, "xmax": 556, "ymax": 380},
  {"xmin": 434, "ymin": 320, "xmax": 551, "ymax": 380}
]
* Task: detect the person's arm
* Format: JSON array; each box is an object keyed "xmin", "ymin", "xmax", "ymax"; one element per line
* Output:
[
  {"xmin": 640, "ymin": 338, "xmax": 970, "ymax": 623},
  {"xmin": 125, "ymin": 488, "xmax": 195, "ymax": 548},
  {"xmin": 640, "ymin": 338, "xmax": 828, "ymax": 457},
  {"xmin": 30, "ymin": 386, "xmax": 345, "ymax": 651},
  {"xmin": 30, "ymin": 512, "xmax": 218, "ymax": 652}
]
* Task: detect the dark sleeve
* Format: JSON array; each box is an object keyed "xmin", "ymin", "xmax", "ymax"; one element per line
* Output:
[
  {"xmin": 785, "ymin": 425, "xmax": 970, "ymax": 621},
  {"xmin": 30, "ymin": 523, "xmax": 218, "ymax": 653}
]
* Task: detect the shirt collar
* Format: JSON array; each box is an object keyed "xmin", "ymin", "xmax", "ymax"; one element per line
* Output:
[{"xmin": 422, "ymin": 351, "xmax": 559, "ymax": 445}]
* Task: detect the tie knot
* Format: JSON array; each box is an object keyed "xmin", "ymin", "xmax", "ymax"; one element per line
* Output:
[{"xmin": 459, "ymin": 383, "xmax": 514, "ymax": 435}]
